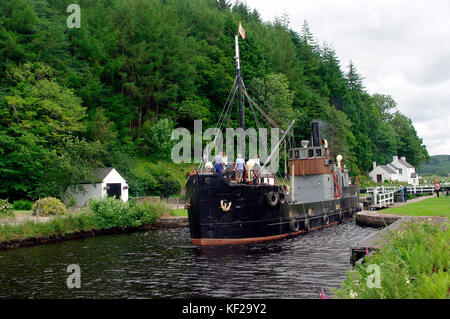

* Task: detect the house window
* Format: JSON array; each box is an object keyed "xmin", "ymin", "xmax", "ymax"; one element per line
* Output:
[{"xmin": 399, "ymin": 169, "xmax": 402, "ymax": 174}]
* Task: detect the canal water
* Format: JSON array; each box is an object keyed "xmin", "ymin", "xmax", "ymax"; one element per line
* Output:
[{"xmin": 0, "ymin": 221, "xmax": 376, "ymax": 299}]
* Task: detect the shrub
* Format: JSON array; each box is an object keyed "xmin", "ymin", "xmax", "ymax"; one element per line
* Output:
[
  {"xmin": 67, "ymin": 196, "xmax": 77, "ymax": 209},
  {"xmin": 13, "ymin": 199, "xmax": 33, "ymax": 210},
  {"xmin": 0, "ymin": 199, "xmax": 14, "ymax": 217},
  {"xmin": 89, "ymin": 197, "xmax": 166, "ymax": 229},
  {"xmin": 156, "ymin": 171, "xmax": 181, "ymax": 198},
  {"xmin": 89, "ymin": 197, "xmax": 134, "ymax": 229},
  {"xmin": 32, "ymin": 197, "xmax": 67, "ymax": 216},
  {"xmin": 128, "ymin": 165, "xmax": 181, "ymax": 198},
  {"xmin": 128, "ymin": 200, "xmax": 164, "ymax": 225}
]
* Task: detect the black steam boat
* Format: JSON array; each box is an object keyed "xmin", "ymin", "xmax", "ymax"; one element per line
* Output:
[{"xmin": 185, "ymin": 33, "xmax": 361, "ymax": 246}]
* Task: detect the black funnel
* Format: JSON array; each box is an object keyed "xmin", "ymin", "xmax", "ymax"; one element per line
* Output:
[{"xmin": 311, "ymin": 121, "xmax": 320, "ymax": 147}]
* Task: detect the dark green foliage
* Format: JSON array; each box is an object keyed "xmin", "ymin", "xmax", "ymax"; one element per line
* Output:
[
  {"xmin": 128, "ymin": 163, "xmax": 181, "ymax": 198},
  {"xmin": 12, "ymin": 199, "xmax": 33, "ymax": 210},
  {"xmin": 88, "ymin": 197, "xmax": 162, "ymax": 229},
  {"xmin": 0, "ymin": 0, "xmax": 428, "ymax": 197},
  {"xmin": 0, "ymin": 62, "xmax": 105, "ymax": 200}
]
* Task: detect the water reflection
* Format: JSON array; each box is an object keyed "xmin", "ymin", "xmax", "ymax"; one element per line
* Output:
[{"xmin": 0, "ymin": 221, "xmax": 376, "ymax": 299}]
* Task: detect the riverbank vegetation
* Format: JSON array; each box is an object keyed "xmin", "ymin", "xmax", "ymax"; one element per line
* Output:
[
  {"xmin": 0, "ymin": 0, "xmax": 429, "ymax": 203},
  {"xmin": 382, "ymin": 197, "xmax": 450, "ymax": 218},
  {"xmin": 335, "ymin": 222, "xmax": 449, "ymax": 299},
  {"xmin": 0, "ymin": 198, "xmax": 167, "ymax": 245}
]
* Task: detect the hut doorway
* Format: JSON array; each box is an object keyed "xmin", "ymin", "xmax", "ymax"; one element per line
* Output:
[{"xmin": 107, "ymin": 183, "xmax": 122, "ymax": 199}]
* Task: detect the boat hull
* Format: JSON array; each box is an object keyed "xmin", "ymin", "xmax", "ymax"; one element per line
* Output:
[{"xmin": 186, "ymin": 173, "xmax": 361, "ymax": 246}]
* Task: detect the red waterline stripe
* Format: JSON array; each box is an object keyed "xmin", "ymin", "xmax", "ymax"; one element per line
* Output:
[{"xmin": 191, "ymin": 220, "xmax": 346, "ymax": 246}]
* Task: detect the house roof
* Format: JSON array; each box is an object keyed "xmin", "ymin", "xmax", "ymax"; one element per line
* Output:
[
  {"xmin": 387, "ymin": 164, "xmax": 399, "ymax": 170},
  {"xmin": 80, "ymin": 167, "xmax": 116, "ymax": 184},
  {"xmin": 379, "ymin": 165, "xmax": 397, "ymax": 174},
  {"xmin": 97, "ymin": 167, "xmax": 115, "ymax": 180},
  {"xmin": 397, "ymin": 159, "xmax": 414, "ymax": 168}
]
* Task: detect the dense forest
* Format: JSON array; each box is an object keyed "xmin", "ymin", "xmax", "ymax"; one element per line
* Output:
[{"xmin": 0, "ymin": 0, "xmax": 429, "ymax": 201}]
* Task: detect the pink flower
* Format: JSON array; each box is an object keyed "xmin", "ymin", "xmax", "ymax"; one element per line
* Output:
[{"xmin": 320, "ymin": 289, "xmax": 329, "ymax": 299}]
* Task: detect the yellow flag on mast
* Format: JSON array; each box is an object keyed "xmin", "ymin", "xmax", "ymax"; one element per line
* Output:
[{"xmin": 238, "ymin": 21, "xmax": 246, "ymax": 39}]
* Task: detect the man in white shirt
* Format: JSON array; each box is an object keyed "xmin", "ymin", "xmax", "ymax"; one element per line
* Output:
[
  {"xmin": 222, "ymin": 152, "xmax": 228, "ymax": 165},
  {"xmin": 234, "ymin": 154, "xmax": 247, "ymax": 183}
]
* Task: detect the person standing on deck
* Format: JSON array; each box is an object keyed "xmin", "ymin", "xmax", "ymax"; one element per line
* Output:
[
  {"xmin": 253, "ymin": 154, "xmax": 260, "ymax": 166},
  {"xmin": 235, "ymin": 154, "xmax": 247, "ymax": 183},
  {"xmin": 434, "ymin": 180, "xmax": 441, "ymax": 198},
  {"xmin": 214, "ymin": 152, "xmax": 224, "ymax": 176},
  {"xmin": 403, "ymin": 184, "xmax": 408, "ymax": 202},
  {"xmin": 222, "ymin": 152, "xmax": 228, "ymax": 166}
]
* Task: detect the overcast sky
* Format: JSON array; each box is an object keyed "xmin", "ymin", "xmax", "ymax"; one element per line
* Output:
[{"xmin": 244, "ymin": 0, "xmax": 450, "ymax": 156}]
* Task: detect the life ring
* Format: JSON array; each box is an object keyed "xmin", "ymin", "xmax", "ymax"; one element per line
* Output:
[
  {"xmin": 323, "ymin": 215, "xmax": 330, "ymax": 225},
  {"xmin": 266, "ymin": 191, "xmax": 279, "ymax": 207},
  {"xmin": 290, "ymin": 219, "xmax": 300, "ymax": 232},
  {"xmin": 304, "ymin": 218, "xmax": 310, "ymax": 231},
  {"xmin": 279, "ymin": 191, "xmax": 286, "ymax": 204}
]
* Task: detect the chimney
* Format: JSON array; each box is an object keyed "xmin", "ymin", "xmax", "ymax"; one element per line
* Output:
[
  {"xmin": 401, "ymin": 156, "xmax": 406, "ymax": 161},
  {"xmin": 393, "ymin": 156, "xmax": 398, "ymax": 162},
  {"xmin": 373, "ymin": 161, "xmax": 376, "ymax": 170},
  {"xmin": 311, "ymin": 121, "xmax": 320, "ymax": 147}
]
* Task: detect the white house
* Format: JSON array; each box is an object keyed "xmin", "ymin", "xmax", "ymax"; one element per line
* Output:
[
  {"xmin": 64, "ymin": 167, "xmax": 129, "ymax": 208},
  {"xmin": 369, "ymin": 156, "xmax": 419, "ymax": 185},
  {"xmin": 369, "ymin": 162, "xmax": 398, "ymax": 183}
]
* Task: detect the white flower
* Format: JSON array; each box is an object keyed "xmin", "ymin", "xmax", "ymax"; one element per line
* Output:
[
  {"xmin": 349, "ymin": 290, "xmax": 358, "ymax": 299},
  {"xmin": 406, "ymin": 278, "xmax": 410, "ymax": 284}
]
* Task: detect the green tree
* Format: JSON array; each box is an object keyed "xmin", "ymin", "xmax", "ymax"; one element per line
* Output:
[
  {"xmin": 139, "ymin": 118, "xmax": 176, "ymax": 159},
  {"xmin": 249, "ymin": 73, "xmax": 295, "ymax": 129},
  {"xmin": 373, "ymin": 93, "xmax": 397, "ymax": 121},
  {"xmin": 0, "ymin": 62, "xmax": 103, "ymax": 199}
]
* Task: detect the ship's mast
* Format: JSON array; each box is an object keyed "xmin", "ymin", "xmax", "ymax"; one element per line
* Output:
[{"xmin": 235, "ymin": 34, "xmax": 245, "ymax": 157}]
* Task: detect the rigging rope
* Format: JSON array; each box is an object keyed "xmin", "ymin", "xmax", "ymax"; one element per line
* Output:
[
  {"xmin": 241, "ymin": 81, "xmax": 284, "ymax": 134},
  {"xmin": 198, "ymin": 78, "xmax": 238, "ymax": 171}
]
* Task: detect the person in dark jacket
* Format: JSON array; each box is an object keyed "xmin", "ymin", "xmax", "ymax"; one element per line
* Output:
[{"xmin": 403, "ymin": 184, "xmax": 408, "ymax": 202}]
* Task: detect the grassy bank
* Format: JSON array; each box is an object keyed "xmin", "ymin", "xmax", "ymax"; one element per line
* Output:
[
  {"xmin": 171, "ymin": 208, "xmax": 188, "ymax": 217},
  {"xmin": 0, "ymin": 198, "xmax": 168, "ymax": 245},
  {"xmin": 382, "ymin": 197, "xmax": 450, "ymax": 218},
  {"xmin": 335, "ymin": 222, "xmax": 449, "ymax": 299}
]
